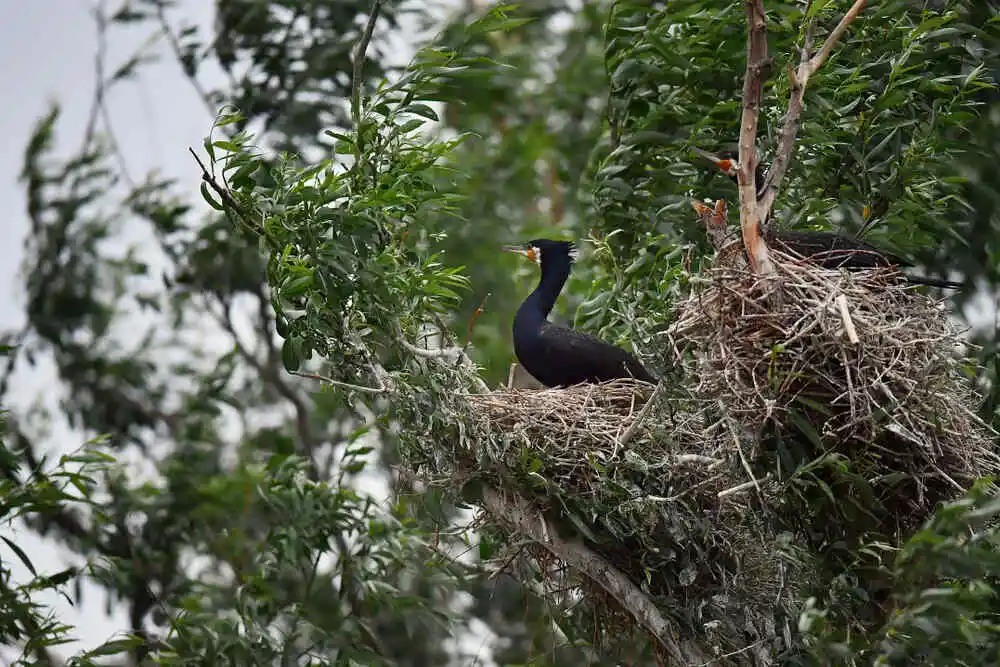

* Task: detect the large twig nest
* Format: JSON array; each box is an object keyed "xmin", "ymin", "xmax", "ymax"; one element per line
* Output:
[{"xmin": 666, "ymin": 251, "xmax": 1000, "ymax": 533}]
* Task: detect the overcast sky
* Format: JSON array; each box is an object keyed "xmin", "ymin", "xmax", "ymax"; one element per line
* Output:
[{"xmin": 1, "ymin": 1, "xmax": 224, "ymax": 658}]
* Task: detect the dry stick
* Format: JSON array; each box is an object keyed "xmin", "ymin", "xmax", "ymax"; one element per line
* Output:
[
  {"xmin": 464, "ymin": 291, "xmax": 493, "ymax": 350},
  {"xmin": 737, "ymin": 0, "xmax": 775, "ymax": 276},
  {"xmin": 615, "ymin": 381, "xmax": 666, "ymax": 455},
  {"xmin": 718, "ymin": 474, "xmax": 773, "ymax": 499},
  {"xmin": 720, "ymin": 399, "xmax": 763, "ymax": 496},
  {"xmin": 835, "ymin": 293, "xmax": 860, "ymax": 344},
  {"xmin": 479, "ymin": 485, "xmax": 708, "ymax": 665},
  {"xmin": 758, "ymin": 0, "xmax": 869, "ymax": 221},
  {"xmin": 289, "ymin": 370, "xmax": 387, "ymax": 395}
]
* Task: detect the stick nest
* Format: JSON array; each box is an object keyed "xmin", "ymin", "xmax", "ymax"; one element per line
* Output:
[
  {"xmin": 666, "ymin": 251, "xmax": 999, "ymax": 529},
  {"xmin": 403, "ymin": 252, "xmax": 999, "ymax": 661}
]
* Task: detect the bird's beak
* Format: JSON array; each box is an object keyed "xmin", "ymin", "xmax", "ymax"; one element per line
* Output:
[
  {"xmin": 692, "ymin": 147, "xmax": 737, "ymax": 176},
  {"xmin": 502, "ymin": 244, "xmax": 537, "ymax": 263}
]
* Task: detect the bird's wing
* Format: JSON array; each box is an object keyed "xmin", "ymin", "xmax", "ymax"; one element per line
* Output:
[{"xmin": 537, "ymin": 323, "xmax": 654, "ymax": 383}]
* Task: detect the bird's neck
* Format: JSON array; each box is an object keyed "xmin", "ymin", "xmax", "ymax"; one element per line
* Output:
[{"xmin": 518, "ymin": 260, "xmax": 571, "ymax": 326}]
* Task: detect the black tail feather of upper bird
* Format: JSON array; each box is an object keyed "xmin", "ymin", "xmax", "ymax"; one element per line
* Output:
[
  {"xmin": 899, "ymin": 274, "xmax": 967, "ymax": 290},
  {"xmin": 503, "ymin": 239, "xmax": 658, "ymax": 388}
]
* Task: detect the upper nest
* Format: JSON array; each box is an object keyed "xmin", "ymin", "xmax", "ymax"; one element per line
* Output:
[
  {"xmin": 666, "ymin": 250, "xmax": 999, "ymax": 522},
  {"xmin": 404, "ymin": 251, "xmax": 1000, "ymax": 660}
]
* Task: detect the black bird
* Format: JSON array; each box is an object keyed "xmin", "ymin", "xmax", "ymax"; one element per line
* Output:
[
  {"xmin": 693, "ymin": 149, "xmax": 966, "ymax": 290},
  {"xmin": 503, "ymin": 239, "xmax": 657, "ymax": 388}
]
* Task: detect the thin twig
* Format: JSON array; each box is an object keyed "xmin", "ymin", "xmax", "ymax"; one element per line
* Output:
[
  {"xmin": 737, "ymin": 0, "xmax": 775, "ymax": 275},
  {"xmin": 718, "ymin": 474, "xmax": 772, "ymax": 499},
  {"xmin": 835, "ymin": 293, "xmax": 860, "ymax": 344},
  {"xmin": 810, "ymin": 0, "xmax": 868, "ymax": 74},
  {"xmin": 615, "ymin": 381, "xmax": 665, "ymax": 454},
  {"xmin": 289, "ymin": 370, "xmax": 387, "ymax": 395},
  {"xmin": 758, "ymin": 0, "xmax": 869, "ymax": 220},
  {"xmin": 188, "ymin": 147, "xmax": 263, "ymax": 234},
  {"xmin": 155, "ymin": 2, "xmax": 216, "ymax": 117},
  {"xmin": 464, "ymin": 292, "xmax": 492, "ymax": 350},
  {"xmin": 351, "ymin": 0, "xmax": 384, "ymax": 172},
  {"xmin": 720, "ymin": 399, "xmax": 763, "ymax": 497}
]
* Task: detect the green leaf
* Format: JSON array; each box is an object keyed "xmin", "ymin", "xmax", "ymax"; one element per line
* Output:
[
  {"xmin": 404, "ymin": 103, "xmax": 439, "ymax": 121},
  {"xmin": 281, "ymin": 337, "xmax": 301, "ymax": 372},
  {"xmin": 2, "ymin": 536, "xmax": 37, "ymax": 576},
  {"xmin": 200, "ymin": 182, "xmax": 224, "ymax": 211}
]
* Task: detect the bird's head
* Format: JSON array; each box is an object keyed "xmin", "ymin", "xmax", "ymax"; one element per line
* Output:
[{"xmin": 502, "ymin": 239, "xmax": 578, "ymax": 268}]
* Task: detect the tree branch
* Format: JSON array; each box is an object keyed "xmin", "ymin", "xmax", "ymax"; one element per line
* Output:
[
  {"xmin": 207, "ymin": 296, "xmax": 322, "ymax": 473},
  {"xmin": 479, "ymin": 485, "xmax": 710, "ymax": 664},
  {"xmin": 351, "ymin": 0, "xmax": 384, "ymax": 173},
  {"xmin": 738, "ymin": 0, "xmax": 775, "ymax": 275},
  {"xmin": 289, "ymin": 370, "xmax": 387, "ymax": 395},
  {"xmin": 758, "ymin": 0, "xmax": 869, "ymax": 220}
]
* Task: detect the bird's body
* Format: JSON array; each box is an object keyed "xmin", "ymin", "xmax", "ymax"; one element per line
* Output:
[
  {"xmin": 692, "ymin": 148, "xmax": 966, "ymax": 290},
  {"xmin": 506, "ymin": 240, "xmax": 657, "ymax": 388}
]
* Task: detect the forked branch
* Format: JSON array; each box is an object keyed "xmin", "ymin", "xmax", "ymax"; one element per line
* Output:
[
  {"xmin": 758, "ymin": 0, "xmax": 869, "ymax": 219},
  {"xmin": 737, "ymin": 0, "xmax": 775, "ymax": 275},
  {"xmin": 736, "ymin": 0, "xmax": 869, "ymax": 272}
]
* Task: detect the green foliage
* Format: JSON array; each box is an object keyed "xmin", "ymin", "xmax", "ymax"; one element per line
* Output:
[
  {"xmin": 800, "ymin": 480, "xmax": 1000, "ymax": 666},
  {"xmin": 7, "ymin": 0, "xmax": 1000, "ymax": 664},
  {"xmin": 0, "ymin": 417, "xmax": 135, "ymax": 665}
]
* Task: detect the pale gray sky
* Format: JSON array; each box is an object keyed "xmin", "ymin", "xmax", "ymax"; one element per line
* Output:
[{"xmin": 0, "ymin": 1, "xmax": 226, "ymax": 658}]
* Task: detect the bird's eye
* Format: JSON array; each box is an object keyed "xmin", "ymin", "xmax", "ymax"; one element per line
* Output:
[{"xmin": 526, "ymin": 248, "xmax": 538, "ymax": 263}]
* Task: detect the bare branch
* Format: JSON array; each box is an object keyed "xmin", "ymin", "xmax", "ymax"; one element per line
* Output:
[
  {"xmin": 737, "ymin": 0, "xmax": 775, "ymax": 275},
  {"xmin": 809, "ymin": 0, "xmax": 868, "ymax": 75},
  {"xmin": 479, "ymin": 485, "xmax": 710, "ymax": 664},
  {"xmin": 758, "ymin": 0, "xmax": 868, "ymax": 220},
  {"xmin": 616, "ymin": 381, "xmax": 665, "ymax": 451},
  {"xmin": 289, "ymin": 370, "xmax": 387, "ymax": 395},
  {"xmin": 400, "ymin": 338, "xmax": 464, "ymax": 360},
  {"xmin": 463, "ymin": 292, "xmax": 492, "ymax": 350},
  {"xmin": 351, "ymin": 0, "xmax": 384, "ymax": 169}
]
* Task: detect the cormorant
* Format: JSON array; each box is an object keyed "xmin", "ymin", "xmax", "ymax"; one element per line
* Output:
[
  {"xmin": 692, "ymin": 149, "xmax": 966, "ymax": 290},
  {"xmin": 503, "ymin": 239, "xmax": 657, "ymax": 388}
]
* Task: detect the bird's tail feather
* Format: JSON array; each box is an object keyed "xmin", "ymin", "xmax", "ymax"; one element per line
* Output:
[{"xmin": 904, "ymin": 274, "xmax": 966, "ymax": 290}]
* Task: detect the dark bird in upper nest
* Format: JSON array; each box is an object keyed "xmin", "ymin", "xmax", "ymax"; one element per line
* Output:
[
  {"xmin": 691, "ymin": 149, "xmax": 966, "ymax": 290},
  {"xmin": 503, "ymin": 239, "xmax": 657, "ymax": 388}
]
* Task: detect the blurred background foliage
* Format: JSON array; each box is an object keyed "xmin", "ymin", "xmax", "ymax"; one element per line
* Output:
[{"xmin": 3, "ymin": 0, "xmax": 1000, "ymax": 665}]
